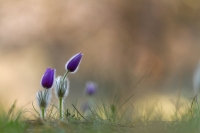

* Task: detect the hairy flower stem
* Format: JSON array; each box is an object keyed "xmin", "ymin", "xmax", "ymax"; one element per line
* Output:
[
  {"xmin": 59, "ymin": 97, "xmax": 63, "ymax": 120},
  {"xmin": 41, "ymin": 107, "xmax": 45, "ymax": 119}
]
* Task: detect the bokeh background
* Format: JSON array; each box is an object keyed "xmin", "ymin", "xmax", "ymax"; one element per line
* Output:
[{"xmin": 0, "ymin": 0, "xmax": 200, "ymax": 115}]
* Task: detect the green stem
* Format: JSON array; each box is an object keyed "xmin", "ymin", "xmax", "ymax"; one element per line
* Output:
[
  {"xmin": 88, "ymin": 97, "xmax": 94, "ymax": 107},
  {"xmin": 62, "ymin": 71, "xmax": 69, "ymax": 89},
  {"xmin": 41, "ymin": 108, "xmax": 45, "ymax": 119},
  {"xmin": 63, "ymin": 71, "xmax": 69, "ymax": 80},
  {"xmin": 59, "ymin": 97, "xmax": 63, "ymax": 119}
]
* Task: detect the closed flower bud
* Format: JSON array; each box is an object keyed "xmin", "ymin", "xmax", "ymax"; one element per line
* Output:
[
  {"xmin": 41, "ymin": 68, "xmax": 55, "ymax": 89},
  {"xmin": 65, "ymin": 53, "xmax": 83, "ymax": 73},
  {"xmin": 85, "ymin": 82, "xmax": 97, "ymax": 96},
  {"xmin": 55, "ymin": 76, "xmax": 69, "ymax": 98},
  {"xmin": 36, "ymin": 90, "xmax": 51, "ymax": 110}
]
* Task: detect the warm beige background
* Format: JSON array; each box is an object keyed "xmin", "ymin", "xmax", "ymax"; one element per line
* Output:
[{"xmin": 0, "ymin": 0, "xmax": 200, "ymax": 113}]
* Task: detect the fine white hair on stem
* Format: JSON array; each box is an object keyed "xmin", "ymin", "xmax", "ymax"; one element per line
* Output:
[
  {"xmin": 55, "ymin": 76, "xmax": 69, "ymax": 99},
  {"xmin": 36, "ymin": 89, "xmax": 51, "ymax": 110},
  {"xmin": 193, "ymin": 60, "xmax": 200, "ymax": 95}
]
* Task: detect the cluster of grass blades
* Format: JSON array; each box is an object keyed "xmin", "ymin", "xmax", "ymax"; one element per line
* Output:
[
  {"xmin": 0, "ymin": 101, "xmax": 26, "ymax": 133},
  {"xmin": 3, "ymin": 95, "xmax": 200, "ymax": 133}
]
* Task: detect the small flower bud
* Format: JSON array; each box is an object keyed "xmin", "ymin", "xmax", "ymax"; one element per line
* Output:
[
  {"xmin": 65, "ymin": 53, "xmax": 83, "ymax": 73},
  {"xmin": 36, "ymin": 90, "xmax": 51, "ymax": 110},
  {"xmin": 41, "ymin": 68, "xmax": 55, "ymax": 89},
  {"xmin": 85, "ymin": 82, "xmax": 97, "ymax": 96},
  {"xmin": 55, "ymin": 76, "xmax": 69, "ymax": 98}
]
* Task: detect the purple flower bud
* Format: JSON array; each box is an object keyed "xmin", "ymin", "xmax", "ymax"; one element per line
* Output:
[
  {"xmin": 65, "ymin": 53, "xmax": 83, "ymax": 73},
  {"xmin": 41, "ymin": 68, "xmax": 55, "ymax": 89},
  {"xmin": 85, "ymin": 82, "xmax": 97, "ymax": 96}
]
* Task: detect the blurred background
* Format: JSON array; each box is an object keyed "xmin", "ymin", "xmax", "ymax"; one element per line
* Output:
[{"xmin": 0, "ymin": 0, "xmax": 200, "ymax": 115}]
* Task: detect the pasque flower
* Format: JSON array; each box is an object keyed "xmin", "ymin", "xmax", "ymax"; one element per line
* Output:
[
  {"xmin": 36, "ymin": 90, "xmax": 51, "ymax": 119},
  {"xmin": 85, "ymin": 82, "xmax": 97, "ymax": 96},
  {"xmin": 41, "ymin": 68, "xmax": 55, "ymax": 89},
  {"xmin": 55, "ymin": 76, "xmax": 69, "ymax": 98},
  {"xmin": 65, "ymin": 53, "xmax": 83, "ymax": 73},
  {"xmin": 82, "ymin": 82, "xmax": 97, "ymax": 118},
  {"xmin": 38, "ymin": 68, "xmax": 55, "ymax": 119},
  {"xmin": 36, "ymin": 90, "xmax": 51, "ymax": 110},
  {"xmin": 55, "ymin": 76, "xmax": 70, "ymax": 119}
]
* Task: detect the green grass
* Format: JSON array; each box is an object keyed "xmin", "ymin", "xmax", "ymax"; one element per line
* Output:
[{"xmin": 1, "ymin": 95, "xmax": 200, "ymax": 133}]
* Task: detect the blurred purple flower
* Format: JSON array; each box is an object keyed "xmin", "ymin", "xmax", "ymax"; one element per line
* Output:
[
  {"xmin": 65, "ymin": 53, "xmax": 83, "ymax": 73},
  {"xmin": 41, "ymin": 68, "xmax": 55, "ymax": 89},
  {"xmin": 85, "ymin": 82, "xmax": 97, "ymax": 96}
]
